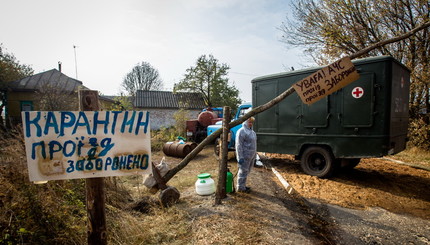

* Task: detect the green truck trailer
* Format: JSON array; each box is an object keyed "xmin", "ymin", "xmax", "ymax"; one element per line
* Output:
[{"xmin": 252, "ymin": 56, "xmax": 410, "ymax": 178}]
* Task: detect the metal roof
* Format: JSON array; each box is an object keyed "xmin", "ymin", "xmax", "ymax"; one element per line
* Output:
[
  {"xmin": 99, "ymin": 95, "xmax": 116, "ymax": 102},
  {"xmin": 8, "ymin": 69, "xmax": 85, "ymax": 92},
  {"xmin": 134, "ymin": 90, "xmax": 206, "ymax": 109},
  {"xmin": 251, "ymin": 56, "xmax": 405, "ymax": 83}
]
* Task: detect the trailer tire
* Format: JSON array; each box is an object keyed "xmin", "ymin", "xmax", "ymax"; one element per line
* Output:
[{"xmin": 301, "ymin": 146, "xmax": 335, "ymax": 178}]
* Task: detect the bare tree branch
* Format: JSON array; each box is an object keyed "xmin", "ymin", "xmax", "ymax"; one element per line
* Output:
[{"xmin": 350, "ymin": 21, "xmax": 430, "ymax": 59}]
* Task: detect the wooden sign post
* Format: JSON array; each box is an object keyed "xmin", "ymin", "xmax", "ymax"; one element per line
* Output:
[{"xmin": 79, "ymin": 90, "xmax": 107, "ymax": 245}]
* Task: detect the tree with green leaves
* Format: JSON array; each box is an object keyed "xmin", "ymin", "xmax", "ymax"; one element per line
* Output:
[
  {"xmin": 0, "ymin": 44, "xmax": 34, "ymax": 130},
  {"xmin": 280, "ymin": 0, "xmax": 430, "ymax": 149},
  {"xmin": 108, "ymin": 93, "xmax": 134, "ymax": 111},
  {"xmin": 122, "ymin": 61, "xmax": 163, "ymax": 96},
  {"xmin": 174, "ymin": 54, "xmax": 241, "ymax": 110},
  {"xmin": 0, "ymin": 45, "xmax": 33, "ymax": 86}
]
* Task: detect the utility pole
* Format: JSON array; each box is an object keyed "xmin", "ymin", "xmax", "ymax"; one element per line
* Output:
[{"xmin": 73, "ymin": 45, "xmax": 78, "ymax": 79}]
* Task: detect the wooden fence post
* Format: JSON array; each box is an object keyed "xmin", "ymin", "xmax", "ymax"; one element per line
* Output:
[
  {"xmin": 79, "ymin": 90, "xmax": 107, "ymax": 245},
  {"xmin": 215, "ymin": 106, "xmax": 231, "ymax": 205}
]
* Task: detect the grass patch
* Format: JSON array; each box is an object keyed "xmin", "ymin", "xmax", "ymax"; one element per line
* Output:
[
  {"xmin": 391, "ymin": 147, "xmax": 430, "ymax": 168},
  {"xmin": 107, "ymin": 204, "xmax": 192, "ymax": 245},
  {"xmin": 0, "ymin": 129, "xmax": 87, "ymax": 244}
]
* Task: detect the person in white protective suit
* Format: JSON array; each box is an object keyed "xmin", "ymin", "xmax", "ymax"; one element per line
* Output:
[{"xmin": 235, "ymin": 117, "xmax": 257, "ymax": 193}]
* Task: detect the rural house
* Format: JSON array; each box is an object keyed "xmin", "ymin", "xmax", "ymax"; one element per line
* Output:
[
  {"xmin": 133, "ymin": 90, "xmax": 206, "ymax": 130},
  {"xmin": 6, "ymin": 69, "xmax": 114, "ymax": 125}
]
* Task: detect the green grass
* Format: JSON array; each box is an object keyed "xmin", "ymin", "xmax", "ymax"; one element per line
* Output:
[{"xmin": 391, "ymin": 147, "xmax": 430, "ymax": 168}]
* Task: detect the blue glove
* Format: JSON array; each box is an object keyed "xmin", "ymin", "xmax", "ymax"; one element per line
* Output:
[{"xmin": 238, "ymin": 158, "xmax": 244, "ymax": 165}]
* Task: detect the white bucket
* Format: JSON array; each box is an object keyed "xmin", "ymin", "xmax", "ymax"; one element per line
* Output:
[{"xmin": 195, "ymin": 173, "xmax": 215, "ymax": 195}]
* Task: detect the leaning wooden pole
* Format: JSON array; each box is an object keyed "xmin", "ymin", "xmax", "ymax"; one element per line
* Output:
[{"xmin": 79, "ymin": 90, "xmax": 107, "ymax": 245}]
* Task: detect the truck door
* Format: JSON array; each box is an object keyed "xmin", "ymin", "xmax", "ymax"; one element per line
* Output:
[
  {"xmin": 254, "ymin": 80, "xmax": 278, "ymax": 133},
  {"xmin": 340, "ymin": 72, "xmax": 375, "ymax": 127},
  {"xmin": 302, "ymin": 97, "xmax": 329, "ymax": 128}
]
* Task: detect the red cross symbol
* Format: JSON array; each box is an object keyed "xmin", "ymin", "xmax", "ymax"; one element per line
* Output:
[{"xmin": 352, "ymin": 87, "xmax": 364, "ymax": 98}]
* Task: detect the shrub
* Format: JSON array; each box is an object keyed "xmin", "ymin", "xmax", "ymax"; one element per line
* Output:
[
  {"xmin": 408, "ymin": 116, "xmax": 430, "ymax": 150},
  {"xmin": 150, "ymin": 127, "xmax": 178, "ymax": 152},
  {"xmin": 173, "ymin": 109, "xmax": 191, "ymax": 137},
  {"xmin": 0, "ymin": 129, "xmax": 87, "ymax": 244}
]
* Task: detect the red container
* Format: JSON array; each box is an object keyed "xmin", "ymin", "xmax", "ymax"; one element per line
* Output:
[
  {"xmin": 198, "ymin": 111, "xmax": 217, "ymax": 127},
  {"xmin": 186, "ymin": 120, "xmax": 199, "ymax": 134}
]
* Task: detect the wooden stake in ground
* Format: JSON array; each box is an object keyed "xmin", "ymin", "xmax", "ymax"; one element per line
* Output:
[
  {"xmin": 215, "ymin": 106, "xmax": 231, "ymax": 205},
  {"xmin": 79, "ymin": 90, "xmax": 107, "ymax": 245}
]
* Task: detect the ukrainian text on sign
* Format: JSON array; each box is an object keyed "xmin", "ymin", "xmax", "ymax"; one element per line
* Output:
[
  {"xmin": 22, "ymin": 111, "xmax": 151, "ymax": 181},
  {"xmin": 293, "ymin": 57, "xmax": 360, "ymax": 105}
]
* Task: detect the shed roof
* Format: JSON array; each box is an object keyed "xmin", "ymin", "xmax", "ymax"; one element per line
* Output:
[
  {"xmin": 8, "ymin": 69, "xmax": 85, "ymax": 92},
  {"xmin": 134, "ymin": 90, "xmax": 206, "ymax": 109}
]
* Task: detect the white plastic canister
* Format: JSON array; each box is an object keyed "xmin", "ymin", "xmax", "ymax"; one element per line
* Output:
[{"xmin": 195, "ymin": 173, "xmax": 215, "ymax": 195}]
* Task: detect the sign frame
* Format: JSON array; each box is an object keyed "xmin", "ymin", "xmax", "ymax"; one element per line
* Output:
[{"xmin": 22, "ymin": 110, "xmax": 152, "ymax": 182}]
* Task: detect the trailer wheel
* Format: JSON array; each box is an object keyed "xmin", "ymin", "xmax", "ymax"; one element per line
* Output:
[
  {"xmin": 214, "ymin": 138, "xmax": 221, "ymax": 159},
  {"xmin": 301, "ymin": 146, "xmax": 335, "ymax": 178}
]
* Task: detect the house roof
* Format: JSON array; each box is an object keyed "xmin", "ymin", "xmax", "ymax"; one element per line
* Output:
[
  {"xmin": 99, "ymin": 95, "xmax": 116, "ymax": 103},
  {"xmin": 102, "ymin": 95, "xmax": 118, "ymax": 101},
  {"xmin": 8, "ymin": 69, "xmax": 86, "ymax": 92},
  {"xmin": 134, "ymin": 90, "xmax": 206, "ymax": 109}
]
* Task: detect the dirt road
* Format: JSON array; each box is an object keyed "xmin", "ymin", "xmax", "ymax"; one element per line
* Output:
[
  {"xmin": 154, "ymin": 146, "xmax": 430, "ymax": 244},
  {"xmin": 267, "ymin": 153, "xmax": 430, "ymax": 220}
]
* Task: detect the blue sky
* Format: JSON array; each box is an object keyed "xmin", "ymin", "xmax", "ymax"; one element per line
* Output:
[{"xmin": 1, "ymin": 0, "xmax": 312, "ymax": 102}]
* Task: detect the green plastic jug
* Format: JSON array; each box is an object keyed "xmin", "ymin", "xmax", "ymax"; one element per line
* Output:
[{"xmin": 226, "ymin": 170, "xmax": 233, "ymax": 193}]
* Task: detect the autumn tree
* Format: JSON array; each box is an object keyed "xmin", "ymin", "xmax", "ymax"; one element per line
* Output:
[
  {"xmin": 174, "ymin": 54, "xmax": 241, "ymax": 111},
  {"xmin": 0, "ymin": 44, "xmax": 33, "ymax": 130},
  {"xmin": 280, "ymin": 0, "xmax": 430, "ymax": 149},
  {"xmin": 122, "ymin": 61, "xmax": 163, "ymax": 96}
]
